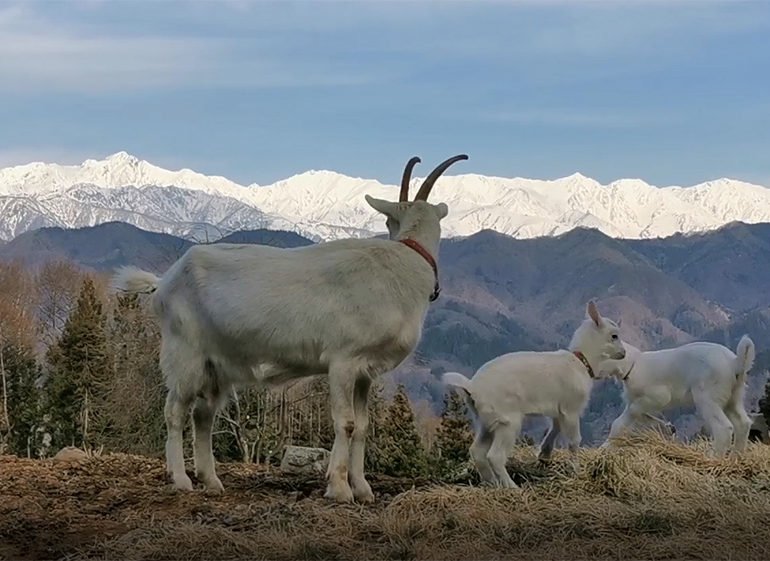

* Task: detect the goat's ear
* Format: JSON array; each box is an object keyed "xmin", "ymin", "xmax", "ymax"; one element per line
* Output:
[
  {"xmin": 365, "ymin": 195, "xmax": 400, "ymax": 218},
  {"xmin": 617, "ymin": 317, "xmax": 622, "ymax": 328},
  {"xmin": 586, "ymin": 300, "xmax": 603, "ymax": 327},
  {"xmin": 434, "ymin": 202, "xmax": 449, "ymax": 220}
]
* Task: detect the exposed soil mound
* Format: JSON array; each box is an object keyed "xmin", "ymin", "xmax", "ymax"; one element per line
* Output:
[{"xmin": 3, "ymin": 433, "xmax": 770, "ymax": 560}]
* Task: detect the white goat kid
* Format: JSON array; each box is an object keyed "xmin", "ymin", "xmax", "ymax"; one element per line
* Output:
[
  {"xmin": 599, "ymin": 335, "xmax": 756, "ymax": 457},
  {"xmin": 442, "ymin": 301, "xmax": 626, "ymax": 488},
  {"xmin": 111, "ymin": 154, "xmax": 468, "ymax": 503}
]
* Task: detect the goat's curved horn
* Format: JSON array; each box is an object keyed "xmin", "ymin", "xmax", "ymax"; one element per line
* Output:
[
  {"xmin": 414, "ymin": 154, "xmax": 468, "ymax": 201},
  {"xmin": 400, "ymin": 156, "xmax": 421, "ymax": 202}
]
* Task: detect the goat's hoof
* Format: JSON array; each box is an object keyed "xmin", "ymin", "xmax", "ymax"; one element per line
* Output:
[
  {"xmin": 202, "ymin": 477, "xmax": 225, "ymax": 494},
  {"xmin": 172, "ymin": 474, "xmax": 194, "ymax": 492},
  {"xmin": 324, "ymin": 483, "xmax": 355, "ymax": 503},
  {"xmin": 352, "ymin": 482, "xmax": 374, "ymax": 504}
]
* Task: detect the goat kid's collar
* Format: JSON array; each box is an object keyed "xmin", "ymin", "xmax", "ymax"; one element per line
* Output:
[
  {"xmin": 399, "ymin": 238, "xmax": 440, "ymax": 302},
  {"xmin": 572, "ymin": 351, "xmax": 595, "ymax": 379},
  {"xmin": 622, "ymin": 361, "xmax": 635, "ymax": 381}
]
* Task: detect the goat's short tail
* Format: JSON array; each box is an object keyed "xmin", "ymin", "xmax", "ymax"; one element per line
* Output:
[
  {"xmin": 735, "ymin": 334, "xmax": 756, "ymax": 379},
  {"xmin": 111, "ymin": 266, "xmax": 161, "ymax": 295},
  {"xmin": 442, "ymin": 372, "xmax": 479, "ymax": 419}
]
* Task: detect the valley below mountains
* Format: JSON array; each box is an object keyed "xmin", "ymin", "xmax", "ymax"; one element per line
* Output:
[{"xmin": 2, "ymin": 219, "xmax": 769, "ymax": 445}]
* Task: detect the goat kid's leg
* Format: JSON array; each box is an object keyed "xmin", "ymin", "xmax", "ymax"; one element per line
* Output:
[
  {"xmin": 604, "ymin": 392, "xmax": 668, "ymax": 448},
  {"xmin": 165, "ymin": 390, "xmax": 193, "ymax": 491},
  {"xmin": 724, "ymin": 404, "xmax": 751, "ymax": 456},
  {"xmin": 559, "ymin": 413, "xmax": 582, "ymax": 475},
  {"xmin": 324, "ymin": 365, "xmax": 357, "ymax": 503},
  {"xmin": 470, "ymin": 426, "xmax": 496, "ymax": 486},
  {"xmin": 694, "ymin": 392, "xmax": 733, "ymax": 457},
  {"xmin": 192, "ymin": 396, "xmax": 225, "ymax": 493},
  {"xmin": 486, "ymin": 419, "xmax": 521, "ymax": 489},
  {"xmin": 348, "ymin": 374, "xmax": 374, "ymax": 503},
  {"xmin": 537, "ymin": 417, "xmax": 561, "ymax": 462},
  {"xmin": 603, "ymin": 406, "xmax": 633, "ymax": 448}
]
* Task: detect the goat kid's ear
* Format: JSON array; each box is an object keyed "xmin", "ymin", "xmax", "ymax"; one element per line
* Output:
[
  {"xmin": 586, "ymin": 300, "xmax": 603, "ymax": 327},
  {"xmin": 617, "ymin": 317, "xmax": 622, "ymax": 328},
  {"xmin": 434, "ymin": 202, "xmax": 449, "ymax": 220},
  {"xmin": 365, "ymin": 195, "xmax": 401, "ymax": 218}
]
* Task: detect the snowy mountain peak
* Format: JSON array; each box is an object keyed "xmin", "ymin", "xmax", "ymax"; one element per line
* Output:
[
  {"xmin": 0, "ymin": 152, "xmax": 249, "ymax": 198},
  {"xmin": 0, "ymin": 152, "xmax": 769, "ymax": 243},
  {"xmin": 99, "ymin": 151, "xmax": 139, "ymax": 165}
]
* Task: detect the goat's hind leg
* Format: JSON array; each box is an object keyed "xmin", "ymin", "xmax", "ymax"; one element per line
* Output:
[
  {"xmin": 164, "ymin": 389, "xmax": 194, "ymax": 491},
  {"xmin": 694, "ymin": 390, "xmax": 733, "ymax": 457},
  {"xmin": 160, "ymin": 333, "xmax": 204, "ymax": 492},
  {"xmin": 724, "ymin": 403, "xmax": 751, "ymax": 455},
  {"xmin": 192, "ymin": 375, "xmax": 230, "ymax": 493},
  {"xmin": 470, "ymin": 425, "xmax": 496, "ymax": 486},
  {"xmin": 324, "ymin": 361, "xmax": 358, "ymax": 503},
  {"xmin": 486, "ymin": 417, "xmax": 521, "ymax": 489},
  {"xmin": 349, "ymin": 373, "xmax": 374, "ymax": 503}
]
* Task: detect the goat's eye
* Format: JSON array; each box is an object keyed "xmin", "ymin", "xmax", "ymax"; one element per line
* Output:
[{"xmin": 611, "ymin": 334, "xmax": 619, "ymax": 340}]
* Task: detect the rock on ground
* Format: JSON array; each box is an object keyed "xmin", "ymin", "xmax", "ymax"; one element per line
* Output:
[
  {"xmin": 279, "ymin": 445, "xmax": 330, "ymax": 475},
  {"xmin": 52, "ymin": 446, "xmax": 88, "ymax": 463}
]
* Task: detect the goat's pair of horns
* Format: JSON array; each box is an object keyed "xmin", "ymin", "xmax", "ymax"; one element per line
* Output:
[{"xmin": 399, "ymin": 154, "xmax": 469, "ymax": 202}]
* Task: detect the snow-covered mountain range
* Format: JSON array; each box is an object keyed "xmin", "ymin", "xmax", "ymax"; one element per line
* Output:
[{"xmin": 1, "ymin": 151, "xmax": 769, "ymax": 242}]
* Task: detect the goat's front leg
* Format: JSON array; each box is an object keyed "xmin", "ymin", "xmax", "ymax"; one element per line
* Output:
[
  {"xmin": 537, "ymin": 417, "xmax": 561, "ymax": 462},
  {"xmin": 559, "ymin": 413, "xmax": 582, "ymax": 475},
  {"xmin": 604, "ymin": 391, "xmax": 669, "ymax": 447},
  {"xmin": 324, "ymin": 364, "xmax": 357, "ymax": 503},
  {"xmin": 603, "ymin": 405, "xmax": 633, "ymax": 448},
  {"xmin": 348, "ymin": 374, "xmax": 374, "ymax": 503}
]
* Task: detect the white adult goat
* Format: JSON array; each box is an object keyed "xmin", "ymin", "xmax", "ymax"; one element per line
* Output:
[
  {"xmin": 598, "ymin": 335, "xmax": 756, "ymax": 456},
  {"xmin": 442, "ymin": 301, "xmax": 626, "ymax": 488},
  {"xmin": 111, "ymin": 154, "xmax": 468, "ymax": 503}
]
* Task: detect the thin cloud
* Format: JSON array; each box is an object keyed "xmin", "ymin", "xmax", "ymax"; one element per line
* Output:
[
  {"xmin": 481, "ymin": 108, "xmax": 671, "ymax": 129},
  {"xmin": 0, "ymin": 3, "xmax": 389, "ymax": 94}
]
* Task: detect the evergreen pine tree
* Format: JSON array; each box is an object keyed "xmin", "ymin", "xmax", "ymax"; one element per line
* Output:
[
  {"xmin": 45, "ymin": 276, "xmax": 112, "ymax": 450},
  {"xmin": 433, "ymin": 390, "xmax": 473, "ymax": 476},
  {"xmin": 105, "ymin": 293, "xmax": 165, "ymax": 455},
  {"xmin": 0, "ymin": 342, "xmax": 41, "ymax": 457},
  {"xmin": 759, "ymin": 378, "xmax": 770, "ymax": 430},
  {"xmin": 377, "ymin": 384, "xmax": 428, "ymax": 478},
  {"xmin": 364, "ymin": 380, "xmax": 387, "ymax": 473}
]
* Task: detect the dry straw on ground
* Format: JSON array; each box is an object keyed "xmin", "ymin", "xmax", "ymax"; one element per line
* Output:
[{"xmin": 2, "ymin": 431, "xmax": 770, "ymax": 560}]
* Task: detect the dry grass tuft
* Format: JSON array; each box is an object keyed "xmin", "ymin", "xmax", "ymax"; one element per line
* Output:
[{"xmin": 3, "ymin": 431, "xmax": 770, "ymax": 560}]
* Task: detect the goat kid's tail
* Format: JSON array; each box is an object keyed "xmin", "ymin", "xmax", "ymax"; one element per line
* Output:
[
  {"xmin": 111, "ymin": 266, "xmax": 161, "ymax": 295},
  {"xmin": 734, "ymin": 334, "xmax": 756, "ymax": 380},
  {"xmin": 442, "ymin": 372, "xmax": 479, "ymax": 418}
]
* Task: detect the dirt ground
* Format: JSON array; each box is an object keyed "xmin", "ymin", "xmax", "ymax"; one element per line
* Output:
[{"xmin": 3, "ymin": 434, "xmax": 770, "ymax": 561}]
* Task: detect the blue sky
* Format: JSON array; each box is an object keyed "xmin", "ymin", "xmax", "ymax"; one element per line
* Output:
[{"xmin": 1, "ymin": 0, "xmax": 769, "ymax": 187}]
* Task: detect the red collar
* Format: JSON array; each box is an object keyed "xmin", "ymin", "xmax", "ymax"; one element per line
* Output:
[
  {"xmin": 573, "ymin": 351, "xmax": 595, "ymax": 378},
  {"xmin": 399, "ymin": 238, "xmax": 440, "ymax": 302}
]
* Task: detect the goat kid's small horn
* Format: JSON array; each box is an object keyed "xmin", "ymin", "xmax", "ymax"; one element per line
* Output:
[
  {"xmin": 400, "ymin": 156, "xmax": 421, "ymax": 202},
  {"xmin": 414, "ymin": 154, "xmax": 469, "ymax": 201}
]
